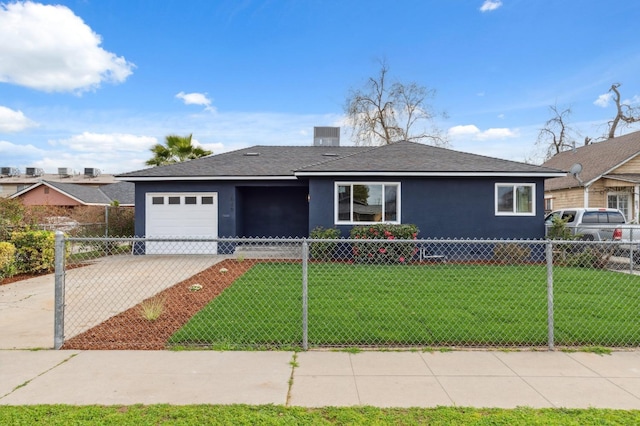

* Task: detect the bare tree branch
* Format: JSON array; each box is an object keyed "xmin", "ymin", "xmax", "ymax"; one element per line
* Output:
[
  {"xmin": 537, "ymin": 104, "xmax": 575, "ymax": 159},
  {"xmin": 345, "ymin": 60, "xmax": 448, "ymax": 146},
  {"xmin": 607, "ymin": 83, "xmax": 640, "ymax": 139}
]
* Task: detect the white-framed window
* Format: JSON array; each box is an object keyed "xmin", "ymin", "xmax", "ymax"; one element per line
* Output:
[
  {"xmin": 335, "ymin": 182, "xmax": 400, "ymax": 224},
  {"xmin": 544, "ymin": 197, "xmax": 553, "ymax": 213},
  {"xmin": 608, "ymin": 192, "xmax": 631, "ymax": 221},
  {"xmin": 495, "ymin": 183, "xmax": 535, "ymax": 216}
]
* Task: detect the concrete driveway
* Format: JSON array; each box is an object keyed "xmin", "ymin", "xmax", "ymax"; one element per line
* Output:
[
  {"xmin": 0, "ymin": 255, "xmax": 223, "ymax": 349},
  {"xmin": 0, "ymin": 274, "xmax": 55, "ymax": 349}
]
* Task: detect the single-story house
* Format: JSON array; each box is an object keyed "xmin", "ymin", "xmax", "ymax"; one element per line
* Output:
[
  {"xmin": 542, "ymin": 130, "xmax": 640, "ymax": 222},
  {"xmin": 0, "ymin": 167, "xmax": 117, "ymax": 198},
  {"xmin": 10, "ymin": 180, "xmax": 135, "ymax": 207},
  {"xmin": 117, "ymin": 140, "xmax": 564, "ymax": 254}
]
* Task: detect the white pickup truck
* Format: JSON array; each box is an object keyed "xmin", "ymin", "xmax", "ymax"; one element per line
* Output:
[{"xmin": 544, "ymin": 207, "xmax": 640, "ymax": 248}]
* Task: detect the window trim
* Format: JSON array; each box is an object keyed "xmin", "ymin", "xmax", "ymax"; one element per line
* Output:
[
  {"xmin": 334, "ymin": 181, "xmax": 401, "ymax": 225},
  {"xmin": 495, "ymin": 183, "xmax": 536, "ymax": 216}
]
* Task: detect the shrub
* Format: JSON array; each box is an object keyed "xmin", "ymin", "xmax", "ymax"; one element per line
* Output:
[
  {"xmin": 0, "ymin": 241, "xmax": 16, "ymax": 279},
  {"xmin": 350, "ymin": 224, "xmax": 419, "ymax": 263},
  {"xmin": 11, "ymin": 230, "xmax": 56, "ymax": 274},
  {"xmin": 309, "ymin": 226, "xmax": 341, "ymax": 261},
  {"xmin": 564, "ymin": 246, "xmax": 613, "ymax": 269},
  {"xmin": 493, "ymin": 243, "xmax": 531, "ymax": 264}
]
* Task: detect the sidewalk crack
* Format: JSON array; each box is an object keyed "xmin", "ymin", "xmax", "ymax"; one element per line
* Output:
[
  {"xmin": 285, "ymin": 352, "xmax": 298, "ymax": 406},
  {"xmin": 0, "ymin": 352, "xmax": 78, "ymax": 400}
]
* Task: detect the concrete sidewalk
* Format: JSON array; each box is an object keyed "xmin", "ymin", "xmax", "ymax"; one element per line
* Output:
[{"xmin": 1, "ymin": 349, "xmax": 639, "ymax": 408}]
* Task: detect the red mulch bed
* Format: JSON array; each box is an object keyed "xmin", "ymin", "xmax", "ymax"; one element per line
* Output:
[{"xmin": 62, "ymin": 259, "xmax": 258, "ymax": 350}]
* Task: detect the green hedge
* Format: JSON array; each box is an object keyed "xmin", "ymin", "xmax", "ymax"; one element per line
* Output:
[
  {"xmin": 0, "ymin": 241, "xmax": 16, "ymax": 279},
  {"xmin": 350, "ymin": 224, "xmax": 419, "ymax": 263},
  {"xmin": 309, "ymin": 226, "xmax": 341, "ymax": 261},
  {"xmin": 11, "ymin": 230, "xmax": 56, "ymax": 274}
]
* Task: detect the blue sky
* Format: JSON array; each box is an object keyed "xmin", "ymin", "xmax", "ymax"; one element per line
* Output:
[{"xmin": 1, "ymin": 0, "xmax": 640, "ymax": 174}]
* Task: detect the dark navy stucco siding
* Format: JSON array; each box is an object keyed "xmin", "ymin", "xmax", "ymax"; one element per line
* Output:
[
  {"xmin": 309, "ymin": 177, "xmax": 546, "ymax": 239},
  {"xmin": 134, "ymin": 180, "xmax": 309, "ymax": 237},
  {"xmin": 136, "ymin": 176, "xmax": 546, "ymax": 240}
]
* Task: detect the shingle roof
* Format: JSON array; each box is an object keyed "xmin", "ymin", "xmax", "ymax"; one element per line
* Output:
[
  {"xmin": 296, "ymin": 141, "xmax": 561, "ymax": 174},
  {"xmin": 117, "ymin": 146, "xmax": 366, "ymax": 179},
  {"xmin": 12, "ymin": 180, "xmax": 135, "ymax": 206},
  {"xmin": 118, "ymin": 141, "xmax": 562, "ymax": 180},
  {"xmin": 99, "ymin": 182, "xmax": 135, "ymax": 205},
  {"xmin": 44, "ymin": 181, "xmax": 112, "ymax": 204},
  {"xmin": 542, "ymin": 130, "xmax": 640, "ymax": 191}
]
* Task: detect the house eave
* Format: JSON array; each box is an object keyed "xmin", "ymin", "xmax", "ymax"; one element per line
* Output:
[
  {"xmin": 294, "ymin": 171, "xmax": 567, "ymax": 178},
  {"xmin": 116, "ymin": 175, "xmax": 298, "ymax": 182}
]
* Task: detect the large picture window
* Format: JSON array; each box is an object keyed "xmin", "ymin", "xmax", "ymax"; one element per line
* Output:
[
  {"xmin": 495, "ymin": 183, "xmax": 535, "ymax": 216},
  {"xmin": 336, "ymin": 182, "xmax": 400, "ymax": 224}
]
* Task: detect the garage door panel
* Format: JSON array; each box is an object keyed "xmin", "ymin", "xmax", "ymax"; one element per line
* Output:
[{"xmin": 145, "ymin": 192, "xmax": 218, "ymax": 254}]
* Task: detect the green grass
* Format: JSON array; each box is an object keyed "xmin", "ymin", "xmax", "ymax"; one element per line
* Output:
[
  {"xmin": 169, "ymin": 262, "xmax": 640, "ymax": 349},
  {"xmin": 0, "ymin": 405, "xmax": 638, "ymax": 425}
]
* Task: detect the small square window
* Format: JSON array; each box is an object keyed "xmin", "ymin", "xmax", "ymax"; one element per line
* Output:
[
  {"xmin": 152, "ymin": 197, "xmax": 164, "ymax": 205},
  {"xmin": 202, "ymin": 196, "xmax": 214, "ymax": 205},
  {"xmin": 185, "ymin": 196, "xmax": 197, "ymax": 205},
  {"xmin": 168, "ymin": 197, "xmax": 181, "ymax": 205},
  {"xmin": 495, "ymin": 183, "xmax": 535, "ymax": 216}
]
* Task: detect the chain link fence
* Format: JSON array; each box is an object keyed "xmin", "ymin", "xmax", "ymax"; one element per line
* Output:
[{"xmin": 54, "ymin": 235, "xmax": 640, "ymax": 351}]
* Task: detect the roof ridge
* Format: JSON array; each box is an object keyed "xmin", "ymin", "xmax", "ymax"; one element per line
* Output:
[{"xmin": 294, "ymin": 144, "xmax": 379, "ymax": 170}]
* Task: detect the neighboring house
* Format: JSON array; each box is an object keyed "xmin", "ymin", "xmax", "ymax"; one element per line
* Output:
[
  {"xmin": 10, "ymin": 180, "xmax": 135, "ymax": 207},
  {"xmin": 117, "ymin": 140, "xmax": 563, "ymax": 254},
  {"xmin": 0, "ymin": 167, "xmax": 117, "ymax": 198},
  {"xmin": 542, "ymin": 130, "xmax": 640, "ymax": 222}
]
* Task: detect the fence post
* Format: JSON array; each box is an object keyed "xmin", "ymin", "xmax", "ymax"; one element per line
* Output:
[
  {"xmin": 629, "ymin": 228, "xmax": 634, "ymax": 274},
  {"xmin": 301, "ymin": 239, "xmax": 309, "ymax": 351},
  {"xmin": 546, "ymin": 240, "xmax": 555, "ymax": 351},
  {"xmin": 54, "ymin": 231, "xmax": 66, "ymax": 350}
]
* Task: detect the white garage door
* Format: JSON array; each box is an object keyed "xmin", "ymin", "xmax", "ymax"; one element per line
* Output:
[{"xmin": 145, "ymin": 192, "xmax": 218, "ymax": 254}]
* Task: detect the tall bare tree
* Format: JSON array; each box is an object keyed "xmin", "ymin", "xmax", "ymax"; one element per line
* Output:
[
  {"xmin": 537, "ymin": 104, "xmax": 576, "ymax": 158},
  {"xmin": 606, "ymin": 83, "xmax": 640, "ymax": 139},
  {"xmin": 345, "ymin": 60, "xmax": 447, "ymax": 146}
]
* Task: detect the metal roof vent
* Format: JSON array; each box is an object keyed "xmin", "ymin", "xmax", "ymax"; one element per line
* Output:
[
  {"xmin": 1, "ymin": 167, "xmax": 19, "ymax": 177},
  {"xmin": 25, "ymin": 167, "xmax": 44, "ymax": 177},
  {"xmin": 58, "ymin": 167, "xmax": 73, "ymax": 177},
  {"xmin": 243, "ymin": 152, "xmax": 260, "ymax": 156},
  {"xmin": 314, "ymin": 126, "xmax": 340, "ymax": 147},
  {"xmin": 84, "ymin": 168, "xmax": 101, "ymax": 177}
]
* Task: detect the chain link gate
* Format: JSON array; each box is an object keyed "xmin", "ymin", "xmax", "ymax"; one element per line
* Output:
[{"xmin": 54, "ymin": 233, "xmax": 640, "ymax": 350}]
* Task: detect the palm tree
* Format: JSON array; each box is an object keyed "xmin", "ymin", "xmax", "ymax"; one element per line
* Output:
[{"xmin": 145, "ymin": 134, "xmax": 212, "ymax": 166}]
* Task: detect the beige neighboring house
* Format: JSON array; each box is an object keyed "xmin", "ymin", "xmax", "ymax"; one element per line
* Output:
[
  {"xmin": 542, "ymin": 130, "xmax": 640, "ymax": 222},
  {"xmin": 0, "ymin": 167, "xmax": 117, "ymax": 198}
]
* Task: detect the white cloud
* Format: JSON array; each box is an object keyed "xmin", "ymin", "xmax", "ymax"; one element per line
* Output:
[
  {"xmin": 0, "ymin": 1, "xmax": 134, "ymax": 93},
  {"xmin": 56, "ymin": 132, "xmax": 157, "ymax": 152},
  {"xmin": 448, "ymin": 124, "xmax": 518, "ymax": 141},
  {"xmin": 0, "ymin": 106, "xmax": 37, "ymax": 132},
  {"xmin": 594, "ymin": 92, "xmax": 612, "ymax": 107},
  {"xmin": 176, "ymin": 91, "xmax": 216, "ymax": 112},
  {"xmin": 448, "ymin": 124, "xmax": 481, "ymax": 137},
  {"xmin": 480, "ymin": 0, "xmax": 502, "ymax": 12},
  {"xmin": 0, "ymin": 139, "xmax": 44, "ymax": 156}
]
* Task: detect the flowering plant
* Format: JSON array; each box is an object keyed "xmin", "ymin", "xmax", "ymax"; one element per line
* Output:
[{"xmin": 350, "ymin": 224, "xmax": 419, "ymax": 264}]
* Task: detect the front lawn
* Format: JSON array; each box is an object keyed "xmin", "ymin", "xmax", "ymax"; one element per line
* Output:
[{"xmin": 169, "ymin": 262, "xmax": 640, "ymax": 349}]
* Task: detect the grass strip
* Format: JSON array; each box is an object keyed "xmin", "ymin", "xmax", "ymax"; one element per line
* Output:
[{"xmin": 1, "ymin": 405, "xmax": 639, "ymax": 425}]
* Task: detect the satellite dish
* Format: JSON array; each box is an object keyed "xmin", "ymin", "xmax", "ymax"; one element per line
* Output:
[{"xmin": 569, "ymin": 163, "xmax": 583, "ymax": 185}]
